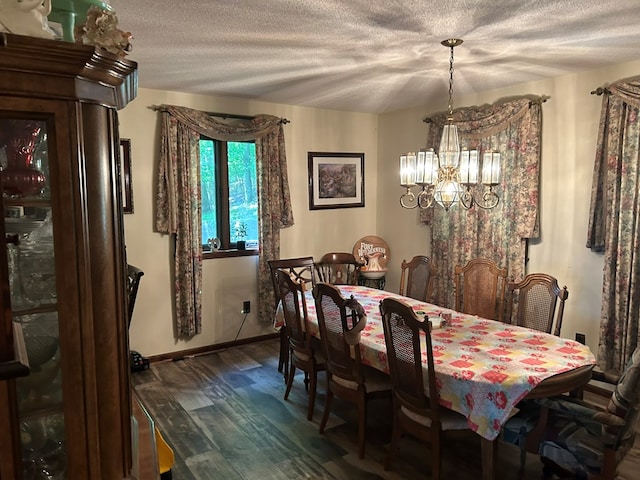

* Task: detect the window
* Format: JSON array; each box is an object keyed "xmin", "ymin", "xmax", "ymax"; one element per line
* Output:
[{"xmin": 200, "ymin": 137, "xmax": 258, "ymax": 251}]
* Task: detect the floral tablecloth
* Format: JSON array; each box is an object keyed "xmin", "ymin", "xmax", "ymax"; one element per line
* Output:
[{"xmin": 304, "ymin": 285, "xmax": 595, "ymax": 441}]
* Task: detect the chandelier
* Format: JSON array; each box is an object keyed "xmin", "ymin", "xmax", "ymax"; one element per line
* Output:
[{"xmin": 399, "ymin": 39, "xmax": 501, "ymax": 211}]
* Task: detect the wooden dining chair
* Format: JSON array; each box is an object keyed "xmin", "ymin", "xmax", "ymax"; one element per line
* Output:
[
  {"xmin": 505, "ymin": 273, "xmax": 568, "ymax": 336},
  {"xmin": 379, "ymin": 297, "xmax": 469, "ymax": 478},
  {"xmin": 454, "ymin": 257, "xmax": 508, "ymax": 322},
  {"xmin": 268, "ymin": 256, "xmax": 315, "ymax": 381},
  {"xmin": 399, "ymin": 255, "xmax": 436, "ymax": 302},
  {"xmin": 313, "ymin": 282, "xmax": 391, "ymax": 459},
  {"xmin": 314, "ymin": 252, "xmax": 362, "ymax": 285},
  {"xmin": 274, "ymin": 269, "xmax": 325, "ymax": 421}
]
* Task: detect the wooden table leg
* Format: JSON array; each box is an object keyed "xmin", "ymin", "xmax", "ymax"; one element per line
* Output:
[
  {"xmin": 480, "ymin": 437, "xmax": 497, "ymax": 480},
  {"xmin": 278, "ymin": 328, "xmax": 289, "ymax": 382}
]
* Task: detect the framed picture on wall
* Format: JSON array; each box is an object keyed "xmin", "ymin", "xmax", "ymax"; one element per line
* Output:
[
  {"xmin": 119, "ymin": 138, "xmax": 133, "ymax": 214},
  {"xmin": 307, "ymin": 151, "xmax": 365, "ymax": 210}
]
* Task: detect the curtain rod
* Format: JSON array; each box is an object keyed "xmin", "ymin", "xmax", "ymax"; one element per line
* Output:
[
  {"xmin": 207, "ymin": 111, "xmax": 290, "ymax": 124},
  {"xmin": 591, "ymin": 87, "xmax": 611, "ymax": 96},
  {"xmin": 422, "ymin": 96, "xmax": 549, "ymax": 123},
  {"xmin": 208, "ymin": 111, "xmax": 254, "ymax": 120},
  {"xmin": 149, "ymin": 105, "xmax": 290, "ymax": 124}
]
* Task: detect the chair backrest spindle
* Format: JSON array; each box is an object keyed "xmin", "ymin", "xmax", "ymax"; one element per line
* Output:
[{"xmin": 268, "ymin": 256, "xmax": 315, "ymax": 313}]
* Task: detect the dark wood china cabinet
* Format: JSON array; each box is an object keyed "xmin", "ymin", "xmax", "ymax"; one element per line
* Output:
[{"xmin": 0, "ymin": 33, "xmax": 137, "ymax": 479}]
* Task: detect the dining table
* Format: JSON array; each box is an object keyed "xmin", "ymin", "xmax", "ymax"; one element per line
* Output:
[{"xmin": 302, "ymin": 285, "xmax": 596, "ymax": 480}]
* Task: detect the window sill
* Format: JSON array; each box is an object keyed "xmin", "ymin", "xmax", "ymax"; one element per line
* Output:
[{"xmin": 203, "ymin": 249, "xmax": 259, "ymax": 259}]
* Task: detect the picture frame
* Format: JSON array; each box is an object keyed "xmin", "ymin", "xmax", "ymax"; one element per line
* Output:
[
  {"xmin": 307, "ymin": 151, "xmax": 365, "ymax": 210},
  {"xmin": 119, "ymin": 138, "xmax": 133, "ymax": 214}
]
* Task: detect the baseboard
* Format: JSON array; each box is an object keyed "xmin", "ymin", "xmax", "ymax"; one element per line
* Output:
[{"xmin": 145, "ymin": 332, "xmax": 279, "ymax": 363}]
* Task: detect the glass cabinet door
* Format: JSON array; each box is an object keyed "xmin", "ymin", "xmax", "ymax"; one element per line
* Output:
[{"xmin": 1, "ymin": 117, "xmax": 65, "ymax": 479}]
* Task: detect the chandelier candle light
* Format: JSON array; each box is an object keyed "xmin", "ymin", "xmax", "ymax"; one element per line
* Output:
[{"xmin": 400, "ymin": 39, "xmax": 501, "ymax": 211}]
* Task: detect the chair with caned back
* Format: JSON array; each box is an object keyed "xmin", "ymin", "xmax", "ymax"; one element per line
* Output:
[
  {"xmin": 314, "ymin": 252, "xmax": 362, "ymax": 285},
  {"xmin": 313, "ymin": 282, "xmax": 391, "ymax": 459},
  {"xmin": 379, "ymin": 297, "xmax": 469, "ymax": 478},
  {"xmin": 268, "ymin": 256, "xmax": 315, "ymax": 381},
  {"xmin": 274, "ymin": 268, "xmax": 325, "ymax": 421},
  {"xmin": 399, "ymin": 255, "xmax": 436, "ymax": 302},
  {"xmin": 454, "ymin": 257, "xmax": 508, "ymax": 322},
  {"xmin": 505, "ymin": 273, "xmax": 568, "ymax": 336}
]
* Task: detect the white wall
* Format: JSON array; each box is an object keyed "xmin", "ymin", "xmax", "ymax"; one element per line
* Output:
[
  {"xmin": 378, "ymin": 59, "xmax": 640, "ymax": 355},
  {"xmin": 119, "ymin": 89, "xmax": 379, "ymax": 356}
]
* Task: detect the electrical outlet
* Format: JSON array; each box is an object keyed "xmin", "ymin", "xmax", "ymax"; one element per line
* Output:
[
  {"xmin": 575, "ymin": 333, "xmax": 586, "ymax": 345},
  {"xmin": 242, "ymin": 300, "xmax": 251, "ymax": 314}
]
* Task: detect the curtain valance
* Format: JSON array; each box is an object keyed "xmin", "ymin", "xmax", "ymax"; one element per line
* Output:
[
  {"xmin": 424, "ymin": 96, "xmax": 546, "ymax": 139},
  {"xmin": 607, "ymin": 81, "xmax": 640, "ymax": 109},
  {"xmin": 153, "ymin": 104, "xmax": 286, "ymax": 141}
]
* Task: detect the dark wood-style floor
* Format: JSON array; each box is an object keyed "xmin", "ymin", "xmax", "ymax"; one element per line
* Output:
[{"xmin": 132, "ymin": 339, "xmax": 640, "ymax": 480}]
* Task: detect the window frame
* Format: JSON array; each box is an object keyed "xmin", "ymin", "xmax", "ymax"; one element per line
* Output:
[{"xmin": 200, "ymin": 136, "xmax": 259, "ymax": 259}]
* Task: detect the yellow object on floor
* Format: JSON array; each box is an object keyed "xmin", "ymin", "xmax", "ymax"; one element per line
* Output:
[{"xmin": 155, "ymin": 427, "xmax": 174, "ymax": 476}]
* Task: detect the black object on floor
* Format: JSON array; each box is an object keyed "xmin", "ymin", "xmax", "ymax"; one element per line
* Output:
[{"xmin": 131, "ymin": 350, "xmax": 150, "ymax": 372}]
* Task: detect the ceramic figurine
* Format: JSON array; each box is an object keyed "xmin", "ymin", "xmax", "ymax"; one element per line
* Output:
[{"xmin": 0, "ymin": 0, "xmax": 55, "ymax": 39}]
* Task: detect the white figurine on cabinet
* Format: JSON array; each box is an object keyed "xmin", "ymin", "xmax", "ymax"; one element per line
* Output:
[{"xmin": 0, "ymin": 0, "xmax": 55, "ymax": 39}]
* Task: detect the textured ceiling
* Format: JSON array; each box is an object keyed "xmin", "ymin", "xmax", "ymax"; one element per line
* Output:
[{"xmin": 110, "ymin": 0, "xmax": 640, "ymax": 113}]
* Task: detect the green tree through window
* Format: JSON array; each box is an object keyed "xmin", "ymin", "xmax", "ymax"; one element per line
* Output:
[{"xmin": 200, "ymin": 137, "xmax": 258, "ymax": 250}]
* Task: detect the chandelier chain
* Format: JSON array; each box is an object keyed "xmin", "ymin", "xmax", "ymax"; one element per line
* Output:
[{"xmin": 448, "ymin": 44, "xmax": 455, "ymax": 117}]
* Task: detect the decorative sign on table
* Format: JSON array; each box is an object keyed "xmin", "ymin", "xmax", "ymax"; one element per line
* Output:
[{"xmin": 352, "ymin": 235, "xmax": 390, "ymax": 279}]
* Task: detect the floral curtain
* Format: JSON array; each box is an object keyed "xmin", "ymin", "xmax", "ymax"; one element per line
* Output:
[
  {"xmin": 155, "ymin": 105, "xmax": 293, "ymax": 337},
  {"xmin": 587, "ymin": 79, "xmax": 640, "ymax": 372},
  {"xmin": 419, "ymin": 97, "xmax": 544, "ymax": 311},
  {"xmin": 156, "ymin": 113, "xmax": 202, "ymax": 338}
]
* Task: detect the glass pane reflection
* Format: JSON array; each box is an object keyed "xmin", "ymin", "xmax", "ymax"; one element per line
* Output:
[{"xmin": 2, "ymin": 118, "xmax": 65, "ymax": 478}]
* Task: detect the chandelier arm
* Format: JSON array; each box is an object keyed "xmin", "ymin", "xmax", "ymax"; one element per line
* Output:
[
  {"xmin": 400, "ymin": 189, "xmax": 418, "ymax": 209},
  {"xmin": 459, "ymin": 189, "xmax": 475, "ymax": 209},
  {"xmin": 417, "ymin": 186, "xmax": 436, "ymax": 209},
  {"xmin": 476, "ymin": 189, "xmax": 500, "ymax": 209}
]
